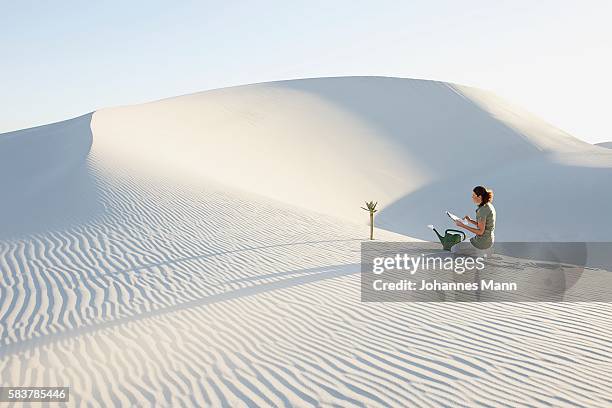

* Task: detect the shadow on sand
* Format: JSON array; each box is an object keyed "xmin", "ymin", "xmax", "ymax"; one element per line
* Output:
[{"xmin": 0, "ymin": 113, "xmax": 106, "ymax": 239}]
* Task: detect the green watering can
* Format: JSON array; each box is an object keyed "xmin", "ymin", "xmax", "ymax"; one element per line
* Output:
[{"xmin": 427, "ymin": 224, "xmax": 466, "ymax": 251}]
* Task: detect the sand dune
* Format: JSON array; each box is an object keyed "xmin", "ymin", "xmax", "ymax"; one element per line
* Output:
[
  {"xmin": 91, "ymin": 77, "xmax": 612, "ymax": 240},
  {"xmin": 1, "ymin": 77, "xmax": 611, "ymax": 406},
  {"xmin": 595, "ymin": 141, "xmax": 612, "ymax": 149}
]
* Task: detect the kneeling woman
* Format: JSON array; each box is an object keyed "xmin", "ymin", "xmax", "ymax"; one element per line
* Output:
[{"xmin": 452, "ymin": 186, "xmax": 496, "ymax": 256}]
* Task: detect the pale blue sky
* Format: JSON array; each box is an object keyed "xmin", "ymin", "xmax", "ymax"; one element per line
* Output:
[{"xmin": 2, "ymin": 0, "xmax": 610, "ymax": 143}]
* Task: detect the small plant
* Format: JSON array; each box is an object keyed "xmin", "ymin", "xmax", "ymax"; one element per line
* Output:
[{"xmin": 361, "ymin": 201, "xmax": 378, "ymax": 240}]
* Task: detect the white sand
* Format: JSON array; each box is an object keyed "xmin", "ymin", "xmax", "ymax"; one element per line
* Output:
[
  {"xmin": 1, "ymin": 77, "xmax": 611, "ymax": 406},
  {"xmin": 91, "ymin": 76, "xmax": 612, "ymax": 240}
]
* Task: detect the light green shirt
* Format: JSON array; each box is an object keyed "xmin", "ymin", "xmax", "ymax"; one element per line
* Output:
[{"xmin": 470, "ymin": 202, "xmax": 496, "ymax": 249}]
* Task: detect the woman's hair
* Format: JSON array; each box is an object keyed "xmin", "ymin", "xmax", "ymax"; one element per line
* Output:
[{"xmin": 473, "ymin": 186, "xmax": 492, "ymax": 207}]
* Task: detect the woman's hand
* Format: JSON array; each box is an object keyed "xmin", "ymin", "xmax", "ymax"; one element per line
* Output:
[
  {"xmin": 454, "ymin": 220, "xmax": 466, "ymax": 228},
  {"xmin": 463, "ymin": 215, "xmax": 476, "ymax": 225}
]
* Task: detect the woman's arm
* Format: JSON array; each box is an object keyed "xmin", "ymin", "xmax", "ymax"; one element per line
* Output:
[{"xmin": 455, "ymin": 219, "xmax": 485, "ymax": 236}]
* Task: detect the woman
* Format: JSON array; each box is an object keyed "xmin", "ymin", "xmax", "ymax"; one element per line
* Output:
[{"xmin": 451, "ymin": 186, "xmax": 496, "ymax": 256}]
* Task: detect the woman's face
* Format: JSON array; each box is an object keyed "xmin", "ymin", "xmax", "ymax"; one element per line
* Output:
[{"xmin": 471, "ymin": 191, "xmax": 482, "ymax": 205}]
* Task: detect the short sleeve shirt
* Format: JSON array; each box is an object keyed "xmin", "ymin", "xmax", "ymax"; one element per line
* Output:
[{"xmin": 470, "ymin": 203, "xmax": 496, "ymax": 249}]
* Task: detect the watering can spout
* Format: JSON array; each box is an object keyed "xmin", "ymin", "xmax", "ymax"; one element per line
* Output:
[{"xmin": 427, "ymin": 224, "xmax": 443, "ymax": 241}]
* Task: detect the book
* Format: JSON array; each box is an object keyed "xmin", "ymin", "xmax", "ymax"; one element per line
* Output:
[{"xmin": 446, "ymin": 211, "xmax": 465, "ymax": 224}]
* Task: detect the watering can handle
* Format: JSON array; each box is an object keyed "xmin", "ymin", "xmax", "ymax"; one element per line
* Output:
[{"xmin": 445, "ymin": 229, "xmax": 466, "ymax": 241}]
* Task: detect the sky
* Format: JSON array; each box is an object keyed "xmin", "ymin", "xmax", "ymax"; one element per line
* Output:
[{"xmin": 1, "ymin": 0, "xmax": 611, "ymax": 143}]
